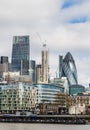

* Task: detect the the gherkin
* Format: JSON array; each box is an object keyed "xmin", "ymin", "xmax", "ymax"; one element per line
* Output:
[{"xmin": 59, "ymin": 52, "xmax": 78, "ymax": 85}]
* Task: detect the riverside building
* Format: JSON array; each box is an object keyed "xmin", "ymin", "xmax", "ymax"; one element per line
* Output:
[
  {"xmin": 0, "ymin": 82, "xmax": 65, "ymax": 113},
  {"xmin": 35, "ymin": 83, "xmax": 64, "ymax": 104},
  {"xmin": 0, "ymin": 82, "xmax": 37, "ymax": 113}
]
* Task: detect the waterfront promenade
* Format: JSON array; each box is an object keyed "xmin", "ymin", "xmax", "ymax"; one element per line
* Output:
[{"xmin": 0, "ymin": 114, "xmax": 89, "ymax": 124}]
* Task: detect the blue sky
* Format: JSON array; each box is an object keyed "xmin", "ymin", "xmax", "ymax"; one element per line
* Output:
[
  {"xmin": 69, "ymin": 17, "xmax": 87, "ymax": 24},
  {"xmin": 0, "ymin": 0, "xmax": 90, "ymax": 87},
  {"xmin": 62, "ymin": 0, "xmax": 84, "ymax": 9}
]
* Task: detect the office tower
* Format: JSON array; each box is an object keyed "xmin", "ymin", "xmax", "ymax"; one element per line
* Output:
[
  {"xmin": 41, "ymin": 44, "xmax": 49, "ymax": 83},
  {"xmin": 1, "ymin": 56, "xmax": 8, "ymax": 64},
  {"xmin": 11, "ymin": 35, "xmax": 30, "ymax": 75},
  {"xmin": 29, "ymin": 60, "xmax": 36, "ymax": 83},
  {"xmin": 0, "ymin": 56, "xmax": 9, "ymax": 78},
  {"xmin": 59, "ymin": 52, "xmax": 78, "ymax": 85},
  {"xmin": 36, "ymin": 64, "xmax": 42, "ymax": 83},
  {"xmin": 59, "ymin": 55, "xmax": 63, "ymax": 78}
]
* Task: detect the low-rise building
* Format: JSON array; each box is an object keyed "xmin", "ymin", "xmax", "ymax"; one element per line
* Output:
[
  {"xmin": 69, "ymin": 84, "xmax": 85, "ymax": 95},
  {"xmin": 0, "ymin": 82, "xmax": 37, "ymax": 113},
  {"xmin": 67, "ymin": 92, "xmax": 90, "ymax": 115}
]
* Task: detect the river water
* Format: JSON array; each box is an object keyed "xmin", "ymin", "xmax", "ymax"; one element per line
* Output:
[{"xmin": 0, "ymin": 123, "xmax": 90, "ymax": 130}]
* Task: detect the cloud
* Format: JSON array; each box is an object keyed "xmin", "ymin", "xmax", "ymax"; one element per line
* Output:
[
  {"xmin": 0, "ymin": 0, "xmax": 90, "ymax": 87},
  {"xmin": 76, "ymin": 55, "xmax": 90, "ymax": 87},
  {"xmin": 60, "ymin": 0, "xmax": 90, "ymax": 23}
]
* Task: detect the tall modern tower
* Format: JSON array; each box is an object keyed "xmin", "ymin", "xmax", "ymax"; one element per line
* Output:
[
  {"xmin": 29, "ymin": 60, "xmax": 36, "ymax": 83},
  {"xmin": 36, "ymin": 64, "xmax": 42, "ymax": 83},
  {"xmin": 11, "ymin": 35, "xmax": 30, "ymax": 75},
  {"xmin": 59, "ymin": 52, "xmax": 78, "ymax": 85},
  {"xmin": 41, "ymin": 44, "xmax": 49, "ymax": 83},
  {"xmin": 59, "ymin": 55, "xmax": 63, "ymax": 78}
]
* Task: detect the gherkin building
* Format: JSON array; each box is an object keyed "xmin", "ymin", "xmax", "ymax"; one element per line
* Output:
[{"xmin": 59, "ymin": 52, "xmax": 78, "ymax": 85}]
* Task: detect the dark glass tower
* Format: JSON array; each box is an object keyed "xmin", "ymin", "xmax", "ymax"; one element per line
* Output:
[
  {"xmin": 59, "ymin": 52, "xmax": 78, "ymax": 85},
  {"xmin": 11, "ymin": 35, "xmax": 30, "ymax": 75},
  {"xmin": 1, "ymin": 56, "xmax": 8, "ymax": 64},
  {"xmin": 30, "ymin": 60, "xmax": 36, "ymax": 83}
]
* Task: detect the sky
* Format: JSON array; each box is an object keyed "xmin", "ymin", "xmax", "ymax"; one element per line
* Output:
[{"xmin": 0, "ymin": 0, "xmax": 90, "ymax": 87}]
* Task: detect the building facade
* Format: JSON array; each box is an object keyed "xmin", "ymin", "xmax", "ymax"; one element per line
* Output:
[
  {"xmin": 36, "ymin": 64, "xmax": 42, "ymax": 83},
  {"xmin": 11, "ymin": 35, "xmax": 30, "ymax": 75},
  {"xmin": 41, "ymin": 44, "xmax": 49, "ymax": 83},
  {"xmin": 59, "ymin": 52, "xmax": 78, "ymax": 85},
  {"xmin": 29, "ymin": 60, "xmax": 36, "ymax": 83},
  {"xmin": 1, "ymin": 56, "xmax": 8, "ymax": 64},
  {"xmin": 34, "ymin": 83, "xmax": 64, "ymax": 104},
  {"xmin": 67, "ymin": 93, "xmax": 90, "ymax": 114},
  {"xmin": 53, "ymin": 77, "xmax": 69, "ymax": 94},
  {"xmin": 69, "ymin": 84, "xmax": 85, "ymax": 95},
  {"xmin": 0, "ymin": 56, "xmax": 9, "ymax": 78},
  {"xmin": 0, "ymin": 82, "xmax": 65, "ymax": 114},
  {"xmin": 0, "ymin": 82, "xmax": 37, "ymax": 113}
]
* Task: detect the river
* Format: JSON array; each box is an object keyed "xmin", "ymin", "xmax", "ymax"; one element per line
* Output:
[{"xmin": 0, "ymin": 123, "xmax": 90, "ymax": 130}]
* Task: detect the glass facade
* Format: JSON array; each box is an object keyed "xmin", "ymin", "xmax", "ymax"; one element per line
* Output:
[
  {"xmin": 59, "ymin": 52, "xmax": 78, "ymax": 85},
  {"xmin": 11, "ymin": 36, "xmax": 30, "ymax": 75},
  {"xmin": 30, "ymin": 60, "xmax": 36, "ymax": 83},
  {"xmin": 0, "ymin": 83, "xmax": 64, "ymax": 113},
  {"xmin": 35, "ymin": 84, "xmax": 64, "ymax": 104},
  {"xmin": 69, "ymin": 84, "xmax": 85, "ymax": 95},
  {"xmin": 1, "ymin": 56, "xmax": 8, "ymax": 64},
  {"xmin": 0, "ymin": 82, "xmax": 36, "ymax": 113}
]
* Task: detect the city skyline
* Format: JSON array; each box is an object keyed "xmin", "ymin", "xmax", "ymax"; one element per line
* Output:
[{"xmin": 0, "ymin": 0, "xmax": 90, "ymax": 87}]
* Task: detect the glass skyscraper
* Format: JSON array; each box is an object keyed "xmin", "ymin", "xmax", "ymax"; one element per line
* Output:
[
  {"xmin": 11, "ymin": 35, "xmax": 30, "ymax": 75},
  {"xmin": 29, "ymin": 60, "xmax": 36, "ymax": 83},
  {"xmin": 59, "ymin": 52, "xmax": 78, "ymax": 85}
]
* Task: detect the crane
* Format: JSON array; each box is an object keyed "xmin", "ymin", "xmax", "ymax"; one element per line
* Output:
[{"xmin": 36, "ymin": 32, "xmax": 47, "ymax": 47}]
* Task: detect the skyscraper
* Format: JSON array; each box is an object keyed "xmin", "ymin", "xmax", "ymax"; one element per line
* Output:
[
  {"xmin": 11, "ymin": 35, "xmax": 30, "ymax": 75},
  {"xmin": 36, "ymin": 64, "xmax": 42, "ymax": 83},
  {"xmin": 41, "ymin": 44, "xmax": 49, "ymax": 83},
  {"xmin": 59, "ymin": 52, "xmax": 78, "ymax": 85},
  {"xmin": 1, "ymin": 56, "xmax": 8, "ymax": 64},
  {"xmin": 0, "ymin": 56, "xmax": 9, "ymax": 78},
  {"xmin": 29, "ymin": 60, "xmax": 36, "ymax": 83},
  {"xmin": 59, "ymin": 55, "xmax": 63, "ymax": 78}
]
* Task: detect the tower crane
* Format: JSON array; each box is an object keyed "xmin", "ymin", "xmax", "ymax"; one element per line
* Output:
[{"xmin": 36, "ymin": 32, "xmax": 47, "ymax": 47}]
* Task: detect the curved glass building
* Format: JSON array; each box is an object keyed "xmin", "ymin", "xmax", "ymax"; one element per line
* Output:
[
  {"xmin": 35, "ymin": 84, "xmax": 64, "ymax": 104},
  {"xmin": 59, "ymin": 52, "xmax": 78, "ymax": 85}
]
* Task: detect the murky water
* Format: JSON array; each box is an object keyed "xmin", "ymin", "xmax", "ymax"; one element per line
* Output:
[{"xmin": 0, "ymin": 123, "xmax": 90, "ymax": 130}]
